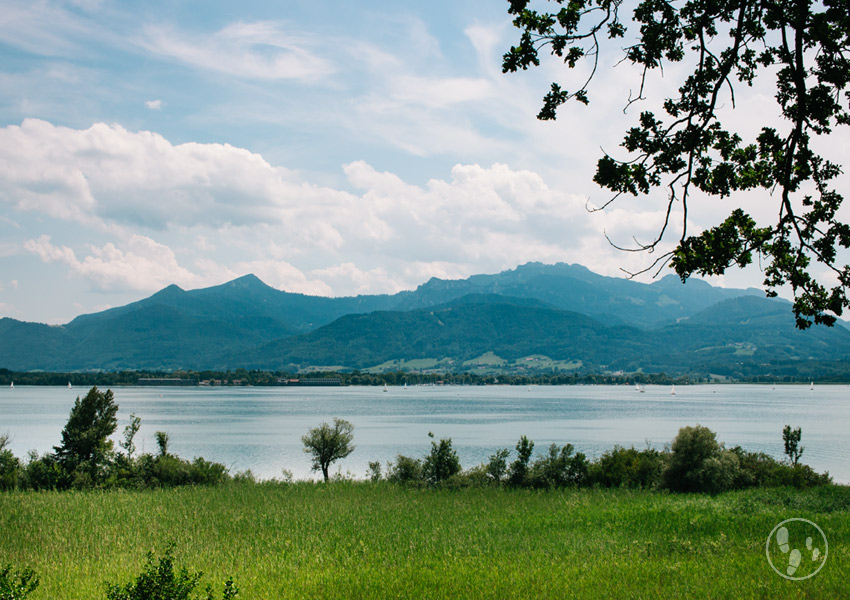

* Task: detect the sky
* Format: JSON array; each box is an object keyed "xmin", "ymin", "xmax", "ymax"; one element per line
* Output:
[{"xmin": 1, "ymin": 0, "xmax": 844, "ymax": 324}]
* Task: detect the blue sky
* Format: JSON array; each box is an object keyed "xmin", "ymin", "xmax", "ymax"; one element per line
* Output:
[{"xmin": 0, "ymin": 0, "xmax": 817, "ymax": 324}]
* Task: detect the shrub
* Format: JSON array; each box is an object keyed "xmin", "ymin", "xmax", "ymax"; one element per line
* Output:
[
  {"xmin": 0, "ymin": 436, "xmax": 21, "ymax": 491},
  {"xmin": 21, "ymin": 451, "xmax": 63, "ymax": 491},
  {"xmin": 485, "ymin": 448, "xmax": 510, "ymax": 485},
  {"xmin": 0, "ymin": 565, "xmax": 38, "ymax": 600},
  {"xmin": 528, "ymin": 444, "xmax": 588, "ymax": 488},
  {"xmin": 662, "ymin": 425, "xmax": 740, "ymax": 493},
  {"xmin": 422, "ymin": 435, "xmax": 461, "ymax": 486},
  {"xmin": 587, "ymin": 446, "xmax": 666, "ymax": 489},
  {"xmin": 367, "ymin": 461, "xmax": 382, "ymax": 482},
  {"xmin": 105, "ymin": 544, "xmax": 237, "ymax": 600},
  {"xmin": 507, "ymin": 436, "xmax": 534, "ymax": 487},
  {"xmin": 387, "ymin": 455, "xmax": 424, "ymax": 485}
]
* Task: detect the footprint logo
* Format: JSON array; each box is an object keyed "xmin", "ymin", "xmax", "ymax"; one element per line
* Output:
[{"xmin": 766, "ymin": 519, "xmax": 828, "ymax": 581}]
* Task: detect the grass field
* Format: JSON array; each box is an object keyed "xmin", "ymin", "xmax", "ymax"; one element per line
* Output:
[{"xmin": 2, "ymin": 483, "xmax": 848, "ymax": 599}]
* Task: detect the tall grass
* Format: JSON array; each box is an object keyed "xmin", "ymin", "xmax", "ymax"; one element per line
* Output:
[{"xmin": 1, "ymin": 483, "xmax": 847, "ymax": 599}]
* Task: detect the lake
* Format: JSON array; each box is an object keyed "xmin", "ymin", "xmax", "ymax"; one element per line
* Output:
[{"xmin": 2, "ymin": 384, "xmax": 848, "ymax": 482}]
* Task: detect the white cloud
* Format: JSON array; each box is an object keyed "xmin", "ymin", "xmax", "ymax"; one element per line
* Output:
[
  {"xmin": 7, "ymin": 119, "xmax": 677, "ymax": 299},
  {"xmin": 139, "ymin": 21, "xmax": 333, "ymax": 82},
  {"xmin": 24, "ymin": 234, "xmax": 200, "ymax": 292},
  {"xmin": 144, "ymin": 99, "xmax": 163, "ymax": 110}
]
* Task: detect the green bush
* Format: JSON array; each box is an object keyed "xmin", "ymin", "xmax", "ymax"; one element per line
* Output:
[
  {"xmin": 387, "ymin": 455, "xmax": 424, "ymax": 485},
  {"xmin": 485, "ymin": 448, "xmax": 510, "ymax": 485},
  {"xmin": 0, "ymin": 437, "xmax": 21, "ymax": 492},
  {"xmin": 507, "ymin": 436, "xmax": 534, "ymax": 487},
  {"xmin": 528, "ymin": 444, "xmax": 588, "ymax": 488},
  {"xmin": 423, "ymin": 435, "xmax": 461, "ymax": 486},
  {"xmin": 587, "ymin": 446, "xmax": 666, "ymax": 489},
  {"xmin": 0, "ymin": 565, "xmax": 39, "ymax": 600},
  {"xmin": 662, "ymin": 425, "xmax": 741, "ymax": 493},
  {"xmin": 105, "ymin": 544, "xmax": 237, "ymax": 600}
]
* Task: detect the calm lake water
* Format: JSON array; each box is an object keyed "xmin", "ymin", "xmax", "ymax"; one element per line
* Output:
[{"xmin": 2, "ymin": 384, "xmax": 848, "ymax": 482}]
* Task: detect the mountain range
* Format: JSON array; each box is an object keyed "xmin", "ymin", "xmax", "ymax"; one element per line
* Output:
[{"xmin": 3, "ymin": 262, "xmax": 850, "ymax": 377}]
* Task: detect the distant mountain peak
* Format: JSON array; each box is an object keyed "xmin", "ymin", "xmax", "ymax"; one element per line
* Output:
[{"xmin": 150, "ymin": 283, "xmax": 185, "ymax": 298}]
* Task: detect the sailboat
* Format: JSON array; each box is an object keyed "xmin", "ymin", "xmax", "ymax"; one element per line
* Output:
[
  {"xmin": 9, "ymin": 382, "xmax": 13, "ymax": 389},
  {"xmin": 67, "ymin": 381, "xmax": 72, "ymax": 389},
  {"xmin": 810, "ymin": 381, "xmax": 814, "ymax": 391},
  {"xmin": 383, "ymin": 384, "xmax": 388, "ymax": 393},
  {"xmin": 671, "ymin": 385, "xmax": 676, "ymax": 396}
]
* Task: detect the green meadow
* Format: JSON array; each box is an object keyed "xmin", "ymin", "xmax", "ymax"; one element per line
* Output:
[{"xmin": 2, "ymin": 483, "xmax": 847, "ymax": 599}]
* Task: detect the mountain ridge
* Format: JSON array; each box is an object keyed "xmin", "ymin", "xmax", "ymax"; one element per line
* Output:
[{"xmin": 2, "ymin": 263, "xmax": 841, "ymax": 376}]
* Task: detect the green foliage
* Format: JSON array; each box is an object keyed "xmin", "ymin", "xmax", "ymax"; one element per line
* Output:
[
  {"xmin": 508, "ymin": 435, "xmax": 534, "ymax": 487},
  {"xmin": 366, "ymin": 461, "xmax": 382, "ymax": 482},
  {"xmin": 54, "ymin": 386, "xmax": 118, "ymax": 485},
  {"xmin": 121, "ymin": 414, "xmax": 141, "ymax": 459},
  {"xmin": 485, "ymin": 448, "xmax": 510, "ymax": 484},
  {"xmin": 528, "ymin": 443, "xmax": 588, "ymax": 488},
  {"xmin": 0, "ymin": 437, "xmax": 21, "ymax": 492},
  {"xmin": 155, "ymin": 432, "xmax": 170, "ymax": 457},
  {"xmin": 504, "ymin": 0, "xmax": 850, "ymax": 328},
  {"xmin": 0, "ymin": 565, "xmax": 38, "ymax": 600},
  {"xmin": 587, "ymin": 446, "xmax": 666, "ymax": 489},
  {"xmin": 663, "ymin": 425, "xmax": 741, "ymax": 493},
  {"xmin": 301, "ymin": 418, "xmax": 355, "ymax": 482},
  {"xmin": 783, "ymin": 424, "xmax": 804, "ymax": 465},
  {"xmin": 423, "ymin": 434, "xmax": 462, "ymax": 486},
  {"xmin": 386, "ymin": 455, "xmax": 424, "ymax": 485},
  {"xmin": 105, "ymin": 544, "xmax": 237, "ymax": 600}
]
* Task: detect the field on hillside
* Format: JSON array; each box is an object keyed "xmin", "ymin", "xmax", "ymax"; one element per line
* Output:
[{"xmin": 2, "ymin": 483, "xmax": 848, "ymax": 599}]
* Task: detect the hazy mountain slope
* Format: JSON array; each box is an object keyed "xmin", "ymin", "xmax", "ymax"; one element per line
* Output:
[
  {"xmin": 0, "ymin": 318, "xmax": 75, "ymax": 370},
  {"xmin": 393, "ymin": 263, "xmax": 761, "ymax": 327},
  {"xmin": 1, "ymin": 264, "xmax": 841, "ymax": 374},
  {"xmin": 233, "ymin": 295, "xmax": 648, "ymax": 371},
  {"xmin": 641, "ymin": 296, "xmax": 850, "ymax": 374}
]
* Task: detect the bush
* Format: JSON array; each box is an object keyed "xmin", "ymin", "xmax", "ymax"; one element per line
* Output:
[
  {"xmin": 507, "ymin": 436, "xmax": 534, "ymax": 487},
  {"xmin": 0, "ymin": 437, "xmax": 21, "ymax": 491},
  {"xmin": 587, "ymin": 446, "xmax": 666, "ymax": 489},
  {"xmin": 662, "ymin": 425, "xmax": 740, "ymax": 493},
  {"xmin": 528, "ymin": 444, "xmax": 588, "ymax": 488},
  {"xmin": 485, "ymin": 449, "xmax": 510, "ymax": 485},
  {"xmin": 105, "ymin": 544, "xmax": 237, "ymax": 600},
  {"xmin": 0, "ymin": 565, "xmax": 38, "ymax": 600},
  {"xmin": 422, "ymin": 435, "xmax": 461, "ymax": 486},
  {"xmin": 387, "ymin": 455, "xmax": 424, "ymax": 485}
]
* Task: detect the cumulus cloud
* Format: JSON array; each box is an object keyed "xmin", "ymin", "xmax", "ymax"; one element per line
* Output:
[
  {"xmin": 6, "ymin": 119, "xmax": 671, "ymax": 298},
  {"xmin": 24, "ymin": 234, "xmax": 200, "ymax": 292},
  {"xmin": 144, "ymin": 99, "xmax": 163, "ymax": 110}
]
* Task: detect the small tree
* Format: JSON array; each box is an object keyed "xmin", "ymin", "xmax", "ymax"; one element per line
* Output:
[
  {"xmin": 121, "ymin": 414, "xmax": 142, "ymax": 459},
  {"xmin": 301, "ymin": 418, "xmax": 355, "ymax": 482},
  {"xmin": 783, "ymin": 425, "xmax": 804, "ymax": 466},
  {"xmin": 663, "ymin": 424, "xmax": 740, "ymax": 493},
  {"xmin": 0, "ymin": 436, "xmax": 21, "ymax": 491},
  {"xmin": 422, "ymin": 433, "xmax": 461, "ymax": 485},
  {"xmin": 508, "ymin": 435, "xmax": 534, "ymax": 487},
  {"xmin": 486, "ymin": 448, "xmax": 510, "ymax": 484},
  {"xmin": 155, "ymin": 432, "xmax": 170, "ymax": 457},
  {"xmin": 54, "ymin": 387, "xmax": 118, "ymax": 483}
]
